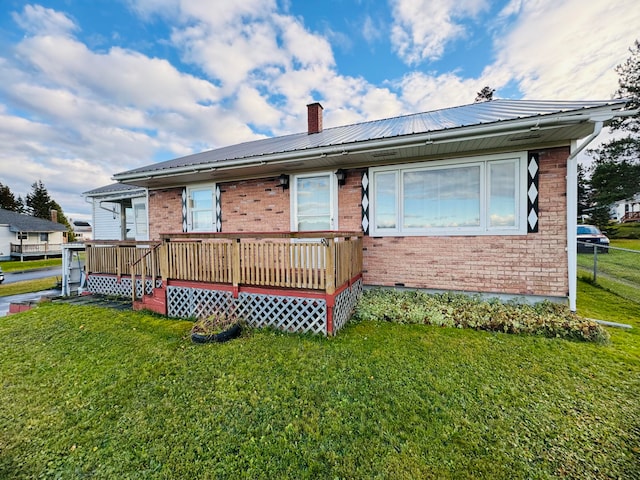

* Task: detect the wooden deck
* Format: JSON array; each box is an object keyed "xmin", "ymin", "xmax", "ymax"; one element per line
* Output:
[
  {"xmin": 84, "ymin": 232, "xmax": 364, "ymax": 335},
  {"xmin": 85, "ymin": 232, "xmax": 363, "ymax": 296}
]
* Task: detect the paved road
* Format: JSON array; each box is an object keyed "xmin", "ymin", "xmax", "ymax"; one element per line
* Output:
[
  {"xmin": 0, "ymin": 289, "xmax": 61, "ymax": 316},
  {"xmin": 2, "ymin": 267, "xmax": 61, "ymax": 284}
]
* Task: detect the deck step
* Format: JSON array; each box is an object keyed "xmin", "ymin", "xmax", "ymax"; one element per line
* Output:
[{"xmin": 133, "ymin": 287, "xmax": 167, "ymax": 315}]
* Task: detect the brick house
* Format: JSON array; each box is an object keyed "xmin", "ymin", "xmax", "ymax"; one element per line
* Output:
[{"xmin": 84, "ymin": 99, "xmax": 631, "ymax": 333}]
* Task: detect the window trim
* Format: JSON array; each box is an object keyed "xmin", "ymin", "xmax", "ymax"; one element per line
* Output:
[
  {"xmin": 186, "ymin": 182, "xmax": 217, "ymax": 233},
  {"xmin": 369, "ymin": 152, "xmax": 527, "ymax": 236}
]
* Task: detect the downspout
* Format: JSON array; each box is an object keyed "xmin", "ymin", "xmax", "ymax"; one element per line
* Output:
[{"xmin": 566, "ymin": 120, "xmax": 603, "ymax": 312}]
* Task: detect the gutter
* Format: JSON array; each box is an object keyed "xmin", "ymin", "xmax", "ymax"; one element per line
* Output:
[{"xmin": 113, "ymin": 109, "xmax": 625, "ymax": 183}]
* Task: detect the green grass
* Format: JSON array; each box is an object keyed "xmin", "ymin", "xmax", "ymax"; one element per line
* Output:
[
  {"xmin": 0, "ymin": 258, "xmax": 62, "ymax": 272},
  {"xmin": 610, "ymin": 222, "xmax": 640, "ymax": 239},
  {"xmin": 0, "ymin": 288, "xmax": 638, "ymax": 479},
  {"xmin": 577, "ymin": 239, "xmax": 640, "ymax": 304},
  {"xmin": 0, "ymin": 277, "xmax": 59, "ymax": 297}
]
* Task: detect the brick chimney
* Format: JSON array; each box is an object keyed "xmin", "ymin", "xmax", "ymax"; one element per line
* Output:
[
  {"xmin": 50, "ymin": 209, "xmax": 58, "ymax": 223},
  {"xmin": 307, "ymin": 102, "xmax": 323, "ymax": 134}
]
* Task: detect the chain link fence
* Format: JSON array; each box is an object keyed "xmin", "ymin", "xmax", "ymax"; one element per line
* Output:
[{"xmin": 577, "ymin": 242, "xmax": 640, "ymax": 304}]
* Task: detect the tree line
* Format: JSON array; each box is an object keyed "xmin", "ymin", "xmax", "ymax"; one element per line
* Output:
[
  {"xmin": 580, "ymin": 40, "xmax": 640, "ymax": 230},
  {"xmin": 0, "ymin": 180, "xmax": 76, "ymax": 241}
]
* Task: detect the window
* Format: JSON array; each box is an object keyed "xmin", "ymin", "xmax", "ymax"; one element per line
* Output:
[
  {"xmin": 370, "ymin": 153, "xmax": 526, "ymax": 236},
  {"xmin": 40, "ymin": 233, "xmax": 49, "ymax": 242},
  {"xmin": 187, "ymin": 184, "xmax": 216, "ymax": 232},
  {"xmin": 291, "ymin": 173, "xmax": 337, "ymax": 231}
]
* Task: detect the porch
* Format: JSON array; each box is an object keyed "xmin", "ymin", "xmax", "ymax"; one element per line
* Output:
[
  {"xmin": 84, "ymin": 232, "xmax": 363, "ymax": 335},
  {"xmin": 10, "ymin": 243, "xmax": 63, "ymax": 260}
]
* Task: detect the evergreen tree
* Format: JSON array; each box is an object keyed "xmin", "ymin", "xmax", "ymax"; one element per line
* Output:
[
  {"xmin": 475, "ymin": 86, "xmax": 495, "ymax": 102},
  {"xmin": 0, "ymin": 182, "xmax": 24, "ymax": 212},
  {"xmin": 25, "ymin": 180, "xmax": 76, "ymax": 241},
  {"xmin": 587, "ymin": 40, "xmax": 640, "ymax": 227}
]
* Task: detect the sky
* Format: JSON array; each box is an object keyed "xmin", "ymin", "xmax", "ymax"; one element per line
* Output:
[{"xmin": 0, "ymin": 0, "xmax": 638, "ymax": 222}]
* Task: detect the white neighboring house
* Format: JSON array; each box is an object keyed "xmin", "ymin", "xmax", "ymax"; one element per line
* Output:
[
  {"xmin": 72, "ymin": 220, "xmax": 93, "ymax": 241},
  {"xmin": 610, "ymin": 193, "xmax": 640, "ymax": 223},
  {"xmin": 0, "ymin": 208, "xmax": 67, "ymax": 261},
  {"xmin": 83, "ymin": 183, "xmax": 149, "ymax": 241}
]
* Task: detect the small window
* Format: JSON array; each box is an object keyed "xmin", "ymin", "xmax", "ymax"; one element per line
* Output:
[
  {"xmin": 17, "ymin": 233, "xmax": 28, "ymax": 240},
  {"xmin": 40, "ymin": 233, "xmax": 49, "ymax": 242},
  {"xmin": 187, "ymin": 184, "xmax": 217, "ymax": 232}
]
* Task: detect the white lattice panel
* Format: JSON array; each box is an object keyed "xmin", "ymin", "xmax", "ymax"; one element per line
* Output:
[
  {"xmin": 332, "ymin": 279, "xmax": 363, "ymax": 333},
  {"xmin": 167, "ymin": 286, "xmax": 234, "ymax": 319},
  {"xmin": 237, "ymin": 293, "xmax": 327, "ymax": 335},
  {"xmin": 88, "ymin": 275, "xmax": 160, "ymax": 297}
]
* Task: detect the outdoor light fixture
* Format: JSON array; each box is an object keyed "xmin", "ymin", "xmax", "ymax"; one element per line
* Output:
[
  {"xmin": 335, "ymin": 169, "xmax": 347, "ymax": 186},
  {"xmin": 278, "ymin": 173, "xmax": 290, "ymax": 190}
]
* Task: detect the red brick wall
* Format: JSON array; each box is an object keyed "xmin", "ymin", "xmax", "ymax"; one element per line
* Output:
[
  {"xmin": 148, "ymin": 187, "xmax": 183, "ymax": 240},
  {"xmin": 362, "ymin": 147, "xmax": 570, "ymax": 298},
  {"xmin": 146, "ymin": 148, "xmax": 569, "ymax": 298},
  {"xmin": 338, "ymin": 168, "xmax": 365, "ymax": 231},
  {"xmin": 221, "ymin": 177, "xmax": 290, "ymax": 232}
]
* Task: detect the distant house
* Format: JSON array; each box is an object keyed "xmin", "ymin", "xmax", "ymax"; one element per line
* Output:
[
  {"xmin": 81, "ymin": 99, "xmax": 631, "ymax": 333},
  {"xmin": 83, "ymin": 183, "xmax": 148, "ymax": 241},
  {"xmin": 611, "ymin": 193, "xmax": 640, "ymax": 223},
  {"xmin": 0, "ymin": 208, "xmax": 67, "ymax": 260},
  {"xmin": 71, "ymin": 220, "xmax": 93, "ymax": 241}
]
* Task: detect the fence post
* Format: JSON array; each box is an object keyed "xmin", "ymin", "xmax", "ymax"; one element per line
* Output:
[
  {"xmin": 131, "ymin": 264, "xmax": 136, "ymax": 302},
  {"xmin": 593, "ymin": 244, "xmax": 598, "ymax": 283}
]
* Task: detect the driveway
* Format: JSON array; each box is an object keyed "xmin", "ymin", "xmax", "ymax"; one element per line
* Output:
[{"xmin": 2, "ymin": 267, "xmax": 61, "ymax": 284}]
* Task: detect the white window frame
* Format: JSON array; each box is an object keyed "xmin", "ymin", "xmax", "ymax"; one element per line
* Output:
[
  {"xmin": 290, "ymin": 172, "xmax": 339, "ymax": 232},
  {"xmin": 369, "ymin": 152, "xmax": 527, "ymax": 236},
  {"xmin": 186, "ymin": 183, "xmax": 217, "ymax": 233}
]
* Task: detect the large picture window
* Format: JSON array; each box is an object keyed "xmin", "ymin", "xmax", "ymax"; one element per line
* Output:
[{"xmin": 370, "ymin": 153, "xmax": 526, "ymax": 236}]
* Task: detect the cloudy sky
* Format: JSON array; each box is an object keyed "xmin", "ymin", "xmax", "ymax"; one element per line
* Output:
[{"xmin": 0, "ymin": 0, "xmax": 638, "ymax": 221}]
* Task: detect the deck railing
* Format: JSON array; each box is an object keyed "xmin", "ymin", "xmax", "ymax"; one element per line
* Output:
[
  {"xmin": 11, "ymin": 243, "xmax": 63, "ymax": 255},
  {"xmin": 85, "ymin": 232, "xmax": 363, "ymax": 295}
]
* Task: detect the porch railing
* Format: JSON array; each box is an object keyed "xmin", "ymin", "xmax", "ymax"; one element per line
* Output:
[
  {"xmin": 11, "ymin": 243, "xmax": 63, "ymax": 255},
  {"xmin": 85, "ymin": 232, "xmax": 363, "ymax": 295}
]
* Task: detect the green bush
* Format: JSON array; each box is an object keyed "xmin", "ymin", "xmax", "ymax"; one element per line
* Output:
[{"xmin": 353, "ymin": 289, "xmax": 610, "ymax": 343}]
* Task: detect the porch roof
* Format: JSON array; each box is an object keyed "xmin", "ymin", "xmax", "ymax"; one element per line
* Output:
[{"xmin": 113, "ymin": 99, "xmax": 631, "ymax": 188}]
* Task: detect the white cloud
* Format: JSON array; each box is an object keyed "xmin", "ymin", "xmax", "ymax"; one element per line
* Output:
[
  {"xmin": 389, "ymin": 0, "xmax": 489, "ymax": 65},
  {"xmin": 489, "ymin": 0, "xmax": 640, "ymax": 100},
  {"xmin": 12, "ymin": 4, "xmax": 78, "ymax": 36}
]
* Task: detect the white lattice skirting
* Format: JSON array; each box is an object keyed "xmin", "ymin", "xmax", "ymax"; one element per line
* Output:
[
  {"xmin": 333, "ymin": 279, "xmax": 363, "ymax": 332},
  {"xmin": 88, "ymin": 274, "xmax": 363, "ymax": 336},
  {"xmin": 88, "ymin": 275, "xmax": 161, "ymax": 297},
  {"xmin": 166, "ymin": 279, "xmax": 363, "ymax": 335}
]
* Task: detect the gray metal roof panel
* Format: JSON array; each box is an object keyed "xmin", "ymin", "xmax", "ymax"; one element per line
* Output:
[
  {"xmin": 116, "ymin": 99, "xmax": 627, "ymax": 177},
  {"xmin": 0, "ymin": 208, "xmax": 67, "ymax": 232},
  {"xmin": 83, "ymin": 183, "xmax": 145, "ymax": 196}
]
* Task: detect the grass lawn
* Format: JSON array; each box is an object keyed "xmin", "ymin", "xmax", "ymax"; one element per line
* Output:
[
  {"xmin": 0, "ymin": 277, "xmax": 59, "ymax": 297},
  {"xmin": 0, "ymin": 258, "xmax": 62, "ymax": 272},
  {"xmin": 0, "ymin": 282, "xmax": 638, "ymax": 479}
]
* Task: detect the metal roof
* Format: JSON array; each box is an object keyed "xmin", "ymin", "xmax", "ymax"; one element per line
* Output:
[
  {"xmin": 0, "ymin": 208, "xmax": 67, "ymax": 233},
  {"xmin": 114, "ymin": 99, "xmax": 629, "ymax": 180},
  {"xmin": 83, "ymin": 183, "xmax": 145, "ymax": 196}
]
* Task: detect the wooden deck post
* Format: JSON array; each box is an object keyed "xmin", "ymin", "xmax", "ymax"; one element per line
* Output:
[
  {"xmin": 131, "ymin": 264, "xmax": 136, "ymax": 302},
  {"xmin": 232, "ymin": 238, "xmax": 241, "ymax": 297},
  {"xmin": 116, "ymin": 245, "xmax": 122, "ymax": 280},
  {"xmin": 325, "ymin": 238, "xmax": 335, "ymax": 295}
]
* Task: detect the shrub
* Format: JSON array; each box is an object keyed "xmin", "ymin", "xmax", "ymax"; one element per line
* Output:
[{"xmin": 353, "ymin": 289, "xmax": 610, "ymax": 343}]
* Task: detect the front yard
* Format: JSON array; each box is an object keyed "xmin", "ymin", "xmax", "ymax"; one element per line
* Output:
[{"xmin": 0, "ymin": 281, "xmax": 638, "ymax": 479}]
